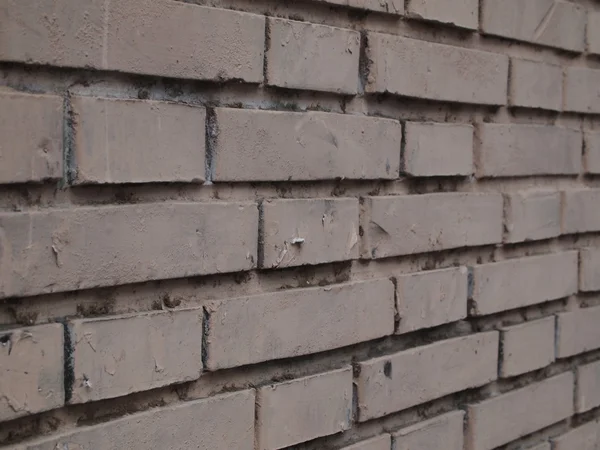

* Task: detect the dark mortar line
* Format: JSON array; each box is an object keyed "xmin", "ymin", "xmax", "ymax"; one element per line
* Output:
[
  {"xmin": 204, "ymin": 107, "xmax": 217, "ymax": 183},
  {"xmin": 201, "ymin": 306, "xmax": 210, "ymax": 368},
  {"xmin": 61, "ymin": 320, "xmax": 75, "ymax": 403}
]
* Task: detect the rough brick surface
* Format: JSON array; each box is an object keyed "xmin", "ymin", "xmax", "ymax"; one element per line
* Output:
[
  {"xmin": 395, "ymin": 267, "xmax": 468, "ymax": 334},
  {"xmin": 361, "ymin": 193, "xmax": 503, "ymax": 259},
  {"xmin": 403, "ymin": 122, "xmax": 474, "ymax": 177},
  {"xmin": 205, "ymin": 280, "xmax": 394, "ymax": 370},
  {"xmin": 580, "ymin": 248, "xmax": 600, "ymax": 292},
  {"xmin": 266, "ymin": 19, "xmax": 359, "ymax": 94},
  {"xmin": 0, "ymin": 0, "xmax": 265, "ymax": 82},
  {"xmin": 0, "ymin": 91, "xmax": 63, "ymax": 184},
  {"xmin": 213, "ymin": 108, "xmax": 402, "ymax": 181},
  {"xmin": 562, "ymin": 189, "xmax": 600, "ymax": 234},
  {"xmin": 0, "ymin": 324, "xmax": 64, "ymax": 422},
  {"xmin": 465, "ymin": 372, "xmax": 575, "ymax": 450},
  {"xmin": 406, "ymin": 0, "xmax": 477, "ymax": 29},
  {"xmin": 499, "ymin": 317, "xmax": 555, "ymax": 378},
  {"xmin": 256, "ymin": 368, "xmax": 352, "ymax": 450},
  {"xmin": 393, "ymin": 411, "xmax": 464, "ymax": 450},
  {"xmin": 584, "ymin": 131, "xmax": 600, "ymax": 174},
  {"xmin": 481, "ymin": 0, "xmax": 585, "ymax": 52},
  {"xmin": 476, "ymin": 124, "xmax": 581, "ymax": 177},
  {"xmin": 356, "ymin": 332, "xmax": 498, "ymax": 421},
  {"xmin": 588, "ymin": 12, "xmax": 600, "ymax": 55},
  {"xmin": 470, "ymin": 252, "xmax": 578, "ymax": 315},
  {"xmin": 365, "ymin": 33, "xmax": 508, "ymax": 105},
  {"xmin": 0, "ymin": 203, "xmax": 258, "ymax": 299},
  {"xmin": 69, "ymin": 311, "xmax": 203, "ymax": 403},
  {"xmin": 556, "ymin": 306, "xmax": 600, "ymax": 358},
  {"xmin": 576, "ymin": 361, "xmax": 600, "ymax": 413},
  {"xmin": 564, "ymin": 68, "xmax": 600, "ymax": 113},
  {"xmin": 26, "ymin": 390, "xmax": 255, "ymax": 450},
  {"xmin": 552, "ymin": 420, "xmax": 600, "ymax": 450},
  {"xmin": 340, "ymin": 435, "xmax": 391, "ymax": 450},
  {"xmin": 316, "ymin": 0, "xmax": 404, "ymax": 13},
  {"xmin": 503, "ymin": 191, "xmax": 562, "ymax": 243},
  {"xmin": 71, "ymin": 96, "xmax": 206, "ymax": 184},
  {"xmin": 509, "ymin": 59, "xmax": 562, "ymax": 111},
  {"xmin": 259, "ymin": 198, "xmax": 359, "ymax": 268}
]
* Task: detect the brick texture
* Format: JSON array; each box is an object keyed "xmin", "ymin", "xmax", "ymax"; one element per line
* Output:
[
  {"xmin": 315, "ymin": 0, "xmax": 404, "ymax": 13},
  {"xmin": 69, "ymin": 311, "xmax": 203, "ymax": 403},
  {"xmin": 393, "ymin": 411, "xmax": 464, "ymax": 450},
  {"xmin": 0, "ymin": 91, "xmax": 63, "ymax": 184},
  {"xmin": 499, "ymin": 317, "xmax": 555, "ymax": 378},
  {"xmin": 465, "ymin": 373, "xmax": 575, "ymax": 450},
  {"xmin": 256, "ymin": 368, "xmax": 352, "ymax": 450},
  {"xmin": 503, "ymin": 191, "xmax": 562, "ymax": 243},
  {"xmin": 406, "ymin": 0, "xmax": 478, "ymax": 29},
  {"xmin": 341, "ymin": 435, "xmax": 391, "ymax": 450},
  {"xmin": 562, "ymin": 189, "xmax": 600, "ymax": 234},
  {"xmin": 204, "ymin": 280, "xmax": 394, "ymax": 370},
  {"xmin": 259, "ymin": 198, "xmax": 359, "ymax": 268},
  {"xmin": 552, "ymin": 420, "xmax": 600, "ymax": 450},
  {"xmin": 266, "ymin": 19, "xmax": 360, "ymax": 94},
  {"xmin": 0, "ymin": 324, "xmax": 64, "ymax": 422},
  {"xmin": 365, "ymin": 33, "xmax": 508, "ymax": 105},
  {"xmin": 556, "ymin": 306, "xmax": 600, "ymax": 358},
  {"xmin": 509, "ymin": 59, "xmax": 563, "ymax": 111},
  {"xmin": 395, "ymin": 267, "xmax": 468, "ymax": 334},
  {"xmin": 361, "ymin": 193, "xmax": 503, "ymax": 259},
  {"xmin": 584, "ymin": 131, "xmax": 600, "ymax": 174},
  {"xmin": 403, "ymin": 122, "xmax": 474, "ymax": 177},
  {"xmin": 470, "ymin": 252, "xmax": 578, "ymax": 315},
  {"xmin": 213, "ymin": 108, "xmax": 401, "ymax": 181},
  {"xmin": 476, "ymin": 124, "xmax": 582, "ymax": 177},
  {"xmin": 576, "ymin": 361, "xmax": 600, "ymax": 413},
  {"xmin": 564, "ymin": 68, "xmax": 600, "ymax": 113},
  {"xmin": 588, "ymin": 12, "xmax": 600, "ymax": 55},
  {"xmin": 356, "ymin": 332, "xmax": 498, "ymax": 421},
  {"xmin": 580, "ymin": 248, "xmax": 600, "ymax": 292},
  {"xmin": 71, "ymin": 96, "xmax": 206, "ymax": 184}
]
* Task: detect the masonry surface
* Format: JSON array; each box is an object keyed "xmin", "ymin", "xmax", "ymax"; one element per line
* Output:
[{"xmin": 1, "ymin": 0, "xmax": 600, "ymax": 449}]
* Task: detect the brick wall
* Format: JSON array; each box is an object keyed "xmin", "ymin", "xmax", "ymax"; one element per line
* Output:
[{"xmin": 1, "ymin": 0, "xmax": 600, "ymax": 449}]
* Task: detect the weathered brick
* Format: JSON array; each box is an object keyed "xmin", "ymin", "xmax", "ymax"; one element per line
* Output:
[
  {"xmin": 580, "ymin": 248, "xmax": 600, "ymax": 292},
  {"xmin": 562, "ymin": 189, "xmax": 600, "ymax": 234},
  {"xmin": 403, "ymin": 122, "xmax": 473, "ymax": 177},
  {"xmin": 256, "ymin": 368, "xmax": 352, "ymax": 450},
  {"xmin": 503, "ymin": 191, "xmax": 561, "ymax": 243},
  {"xmin": 481, "ymin": 0, "xmax": 585, "ymax": 52},
  {"xmin": 0, "ymin": 0, "xmax": 265, "ymax": 83},
  {"xmin": 366, "ymin": 33, "xmax": 508, "ymax": 105},
  {"xmin": 356, "ymin": 332, "xmax": 498, "ymax": 421},
  {"xmin": 340, "ymin": 435, "xmax": 391, "ymax": 450},
  {"xmin": 576, "ymin": 361, "xmax": 600, "ymax": 413},
  {"xmin": 71, "ymin": 96, "xmax": 206, "ymax": 184},
  {"xmin": 528, "ymin": 443, "xmax": 551, "ymax": 450},
  {"xmin": 476, "ymin": 124, "xmax": 582, "ymax": 177},
  {"xmin": 213, "ymin": 108, "xmax": 401, "ymax": 181},
  {"xmin": 552, "ymin": 420, "xmax": 600, "ymax": 450},
  {"xmin": 588, "ymin": 12, "xmax": 600, "ymax": 55},
  {"xmin": 395, "ymin": 267, "xmax": 468, "ymax": 334},
  {"xmin": 499, "ymin": 317, "xmax": 555, "ymax": 378},
  {"xmin": 266, "ymin": 19, "xmax": 360, "ymax": 94},
  {"xmin": 509, "ymin": 59, "xmax": 562, "ymax": 111},
  {"xmin": 393, "ymin": 411, "xmax": 464, "ymax": 450},
  {"xmin": 465, "ymin": 373, "xmax": 574, "ymax": 450},
  {"xmin": 470, "ymin": 252, "xmax": 578, "ymax": 316},
  {"xmin": 361, "ymin": 193, "xmax": 503, "ymax": 259},
  {"xmin": 0, "ymin": 202, "xmax": 258, "ymax": 299},
  {"xmin": 205, "ymin": 280, "xmax": 394, "ymax": 370},
  {"xmin": 314, "ymin": 0, "xmax": 404, "ymax": 13},
  {"xmin": 406, "ymin": 0, "xmax": 477, "ymax": 29},
  {"xmin": 584, "ymin": 131, "xmax": 600, "ymax": 174},
  {"xmin": 69, "ymin": 311, "xmax": 203, "ymax": 403},
  {"xmin": 0, "ymin": 91, "xmax": 63, "ymax": 184},
  {"xmin": 259, "ymin": 198, "xmax": 359, "ymax": 269},
  {"xmin": 26, "ymin": 390, "xmax": 255, "ymax": 450},
  {"xmin": 0, "ymin": 324, "xmax": 64, "ymax": 422},
  {"xmin": 556, "ymin": 306, "xmax": 600, "ymax": 358},
  {"xmin": 564, "ymin": 68, "xmax": 600, "ymax": 113}
]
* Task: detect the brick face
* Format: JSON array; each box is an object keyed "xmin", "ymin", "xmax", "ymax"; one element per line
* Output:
[
  {"xmin": 365, "ymin": 33, "xmax": 508, "ymax": 105},
  {"xmin": 562, "ymin": 189, "xmax": 600, "ymax": 234},
  {"xmin": 406, "ymin": 0, "xmax": 478, "ymax": 29},
  {"xmin": 576, "ymin": 361, "xmax": 600, "ymax": 413},
  {"xmin": 361, "ymin": 193, "xmax": 503, "ymax": 259},
  {"xmin": 552, "ymin": 421, "xmax": 600, "ymax": 450},
  {"xmin": 205, "ymin": 280, "xmax": 394, "ymax": 370},
  {"xmin": 564, "ymin": 68, "xmax": 600, "ymax": 113},
  {"xmin": 580, "ymin": 248, "xmax": 600, "ymax": 292},
  {"xmin": 584, "ymin": 131, "xmax": 600, "ymax": 174},
  {"xmin": 588, "ymin": 12, "xmax": 600, "ymax": 55},
  {"xmin": 341, "ymin": 435, "xmax": 391, "ymax": 450},
  {"xmin": 509, "ymin": 59, "xmax": 563, "ymax": 111},
  {"xmin": 556, "ymin": 306, "xmax": 600, "ymax": 358},
  {"xmin": 0, "ymin": 91, "xmax": 63, "ymax": 184},
  {"xmin": 356, "ymin": 332, "xmax": 498, "ymax": 421},
  {"xmin": 315, "ymin": 0, "xmax": 404, "ymax": 13},
  {"xmin": 256, "ymin": 368, "xmax": 353, "ymax": 450},
  {"xmin": 393, "ymin": 411, "xmax": 464, "ymax": 450},
  {"xmin": 470, "ymin": 252, "xmax": 578, "ymax": 316},
  {"xmin": 465, "ymin": 373, "xmax": 575, "ymax": 450},
  {"xmin": 503, "ymin": 191, "xmax": 562, "ymax": 243},
  {"xmin": 213, "ymin": 108, "xmax": 402, "ymax": 181}
]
